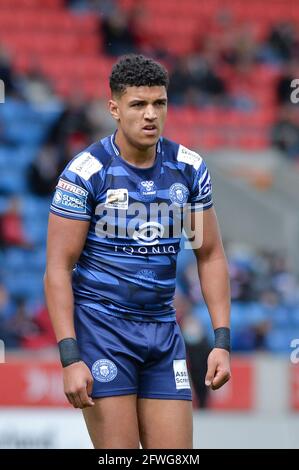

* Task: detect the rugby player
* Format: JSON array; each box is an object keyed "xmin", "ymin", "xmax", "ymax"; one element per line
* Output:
[{"xmin": 44, "ymin": 54, "xmax": 231, "ymax": 449}]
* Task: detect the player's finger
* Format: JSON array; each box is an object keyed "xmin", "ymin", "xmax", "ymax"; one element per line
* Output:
[
  {"xmin": 68, "ymin": 392, "xmax": 81, "ymax": 409},
  {"xmin": 86, "ymin": 377, "xmax": 94, "ymax": 398},
  {"xmin": 211, "ymin": 370, "xmax": 231, "ymax": 390},
  {"xmin": 65, "ymin": 393, "xmax": 74, "ymax": 407},
  {"xmin": 205, "ymin": 362, "xmax": 217, "ymax": 386},
  {"xmin": 78, "ymin": 387, "xmax": 94, "ymax": 408}
]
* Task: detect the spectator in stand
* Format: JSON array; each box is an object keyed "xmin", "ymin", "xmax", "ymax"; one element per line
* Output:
[
  {"xmin": 21, "ymin": 303, "xmax": 56, "ymax": 350},
  {"xmin": 101, "ymin": 7, "xmax": 138, "ymax": 56},
  {"xmin": 271, "ymin": 104, "xmax": 299, "ymax": 161},
  {"xmin": 0, "ymin": 197, "xmax": 32, "ymax": 249},
  {"xmin": 27, "ymin": 145, "xmax": 61, "ymax": 197},
  {"xmin": 0, "ymin": 44, "xmax": 16, "ymax": 96},
  {"xmin": 276, "ymin": 62, "xmax": 299, "ymax": 105},
  {"xmin": 46, "ymin": 91, "xmax": 91, "ymax": 148}
]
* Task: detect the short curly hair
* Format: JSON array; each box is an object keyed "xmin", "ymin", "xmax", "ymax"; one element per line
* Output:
[{"xmin": 110, "ymin": 54, "xmax": 169, "ymax": 96}]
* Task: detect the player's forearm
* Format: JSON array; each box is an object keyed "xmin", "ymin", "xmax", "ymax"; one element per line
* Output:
[
  {"xmin": 44, "ymin": 268, "xmax": 76, "ymax": 342},
  {"xmin": 197, "ymin": 255, "xmax": 231, "ymax": 329}
]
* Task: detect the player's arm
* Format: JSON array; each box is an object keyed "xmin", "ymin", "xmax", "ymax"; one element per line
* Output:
[
  {"xmin": 44, "ymin": 213, "xmax": 94, "ymax": 409},
  {"xmin": 191, "ymin": 207, "xmax": 231, "ymax": 390}
]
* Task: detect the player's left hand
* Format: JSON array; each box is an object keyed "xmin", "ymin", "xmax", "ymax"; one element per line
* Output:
[{"xmin": 205, "ymin": 348, "xmax": 231, "ymax": 390}]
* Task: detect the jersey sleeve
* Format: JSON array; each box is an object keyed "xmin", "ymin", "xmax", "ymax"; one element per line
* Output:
[
  {"xmin": 50, "ymin": 151, "xmax": 102, "ymax": 221},
  {"xmin": 189, "ymin": 158, "xmax": 213, "ymax": 212}
]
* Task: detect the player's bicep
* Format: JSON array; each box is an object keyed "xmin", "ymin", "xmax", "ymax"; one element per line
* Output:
[
  {"xmin": 191, "ymin": 207, "xmax": 225, "ymax": 262},
  {"xmin": 46, "ymin": 212, "xmax": 90, "ymax": 272}
]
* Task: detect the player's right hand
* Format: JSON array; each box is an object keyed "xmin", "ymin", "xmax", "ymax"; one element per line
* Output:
[{"xmin": 63, "ymin": 361, "xmax": 95, "ymax": 409}]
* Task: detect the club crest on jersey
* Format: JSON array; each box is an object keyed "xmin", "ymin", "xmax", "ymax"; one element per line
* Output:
[
  {"xmin": 137, "ymin": 180, "xmax": 157, "ymax": 202},
  {"xmin": 136, "ymin": 269, "xmax": 158, "ymax": 286},
  {"xmin": 169, "ymin": 183, "xmax": 189, "ymax": 206},
  {"xmin": 105, "ymin": 189, "xmax": 128, "ymax": 209},
  {"xmin": 92, "ymin": 359, "xmax": 118, "ymax": 383}
]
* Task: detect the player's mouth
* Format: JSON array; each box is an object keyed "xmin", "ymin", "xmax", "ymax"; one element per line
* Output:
[{"xmin": 142, "ymin": 124, "xmax": 158, "ymax": 136}]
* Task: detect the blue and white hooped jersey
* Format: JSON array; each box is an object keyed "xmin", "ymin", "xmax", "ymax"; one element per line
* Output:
[{"xmin": 50, "ymin": 133, "xmax": 213, "ymax": 321}]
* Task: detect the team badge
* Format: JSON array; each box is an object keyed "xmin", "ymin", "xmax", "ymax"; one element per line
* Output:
[
  {"xmin": 92, "ymin": 359, "xmax": 118, "ymax": 383},
  {"xmin": 169, "ymin": 183, "xmax": 189, "ymax": 206}
]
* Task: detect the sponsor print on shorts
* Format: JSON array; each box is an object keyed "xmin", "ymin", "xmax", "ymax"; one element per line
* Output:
[
  {"xmin": 92, "ymin": 359, "xmax": 118, "ymax": 383},
  {"xmin": 173, "ymin": 359, "xmax": 191, "ymax": 390}
]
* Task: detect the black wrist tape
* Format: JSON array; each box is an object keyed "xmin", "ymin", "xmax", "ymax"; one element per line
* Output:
[
  {"xmin": 58, "ymin": 337, "xmax": 81, "ymax": 368},
  {"xmin": 214, "ymin": 327, "xmax": 231, "ymax": 352}
]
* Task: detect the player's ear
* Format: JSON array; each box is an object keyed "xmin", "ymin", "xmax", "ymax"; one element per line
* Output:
[{"xmin": 109, "ymin": 99, "xmax": 120, "ymax": 121}]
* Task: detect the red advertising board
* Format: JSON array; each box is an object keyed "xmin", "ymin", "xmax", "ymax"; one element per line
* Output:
[
  {"xmin": 0, "ymin": 359, "xmax": 68, "ymax": 407},
  {"xmin": 209, "ymin": 357, "xmax": 254, "ymax": 410},
  {"xmin": 290, "ymin": 364, "xmax": 299, "ymax": 410},
  {"xmin": 0, "ymin": 356, "xmax": 254, "ymax": 409}
]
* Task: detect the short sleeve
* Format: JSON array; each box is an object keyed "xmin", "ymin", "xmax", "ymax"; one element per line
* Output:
[
  {"xmin": 50, "ymin": 151, "xmax": 102, "ymax": 221},
  {"xmin": 189, "ymin": 158, "xmax": 213, "ymax": 212}
]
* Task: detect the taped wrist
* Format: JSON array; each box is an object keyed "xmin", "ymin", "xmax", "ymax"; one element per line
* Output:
[
  {"xmin": 214, "ymin": 327, "xmax": 231, "ymax": 352},
  {"xmin": 58, "ymin": 338, "xmax": 81, "ymax": 368}
]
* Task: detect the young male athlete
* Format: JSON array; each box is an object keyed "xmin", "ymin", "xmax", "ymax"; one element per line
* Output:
[{"xmin": 44, "ymin": 54, "xmax": 231, "ymax": 449}]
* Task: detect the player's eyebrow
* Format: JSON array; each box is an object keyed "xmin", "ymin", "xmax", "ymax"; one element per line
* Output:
[{"xmin": 129, "ymin": 98, "xmax": 167, "ymax": 106}]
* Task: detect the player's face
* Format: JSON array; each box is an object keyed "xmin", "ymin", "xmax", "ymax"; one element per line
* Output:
[{"xmin": 109, "ymin": 86, "xmax": 168, "ymax": 149}]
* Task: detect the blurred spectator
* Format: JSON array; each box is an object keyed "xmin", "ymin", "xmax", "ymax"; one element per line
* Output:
[
  {"xmin": 168, "ymin": 58, "xmax": 196, "ymax": 105},
  {"xmin": 0, "ymin": 294, "xmax": 36, "ymax": 349},
  {"xmin": 0, "ymin": 197, "xmax": 32, "ymax": 249},
  {"xmin": 276, "ymin": 62, "xmax": 298, "ymax": 105},
  {"xmin": 85, "ymin": 98, "xmax": 115, "ymax": 140},
  {"xmin": 267, "ymin": 22, "xmax": 297, "ymax": 63},
  {"xmin": 101, "ymin": 8, "xmax": 138, "ymax": 56},
  {"xmin": 271, "ymin": 104, "xmax": 299, "ymax": 161},
  {"xmin": 27, "ymin": 145, "xmax": 61, "ymax": 197},
  {"xmin": 21, "ymin": 304, "xmax": 56, "ymax": 350},
  {"xmin": 181, "ymin": 313, "xmax": 211, "ymax": 408},
  {"xmin": 66, "ymin": 0, "xmax": 117, "ymax": 16},
  {"xmin": 46, "ymin": 92, "xmax": 91, "ymax": 148},
  {"xmin": 21, "ymin": 65, "xmax": 59, "ymax": 110},
  {"xmin": 0, "ymin": 44, "xmax": 16, "ymax": 95}
]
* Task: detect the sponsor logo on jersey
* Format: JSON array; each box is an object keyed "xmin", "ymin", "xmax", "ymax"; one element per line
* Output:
[
  {"xmin": 132, "ymin": 221, "xmax": 164, "ymax": 245},
  {"xmin": 177, "ymin": 145, "xmax": 202, "ymax": 170},
  {"xmin": 114, "ymin": 244, "xmax": 177, "ymax": 256},
  {"xmin": 57, "ymin": 178, "xmax": 88, "ymax": 196},
  {"xmin": 52, "ymin": 180, "xmax": 88, "ymax": 214},
  {"xmin": 69, "ymin": 152, "xmax": 102, "ymax": 180},
  {"xmin": 105, "ymin": 189, "xmax": 128, "ymax": 209},
  {"xmin": 173, "ymin": 359, "xmax": 191, "ymax": 390},
  {"xmin": 137, "ymin": 180, "xmax": 157, "ymax": 201},
  {"xmin": 169, "ymin": 183, "xmax": 189, "ymax": 205},
  {"xmin": 92, "ymin": 359, "xmax": 118, "ymax": 383}
]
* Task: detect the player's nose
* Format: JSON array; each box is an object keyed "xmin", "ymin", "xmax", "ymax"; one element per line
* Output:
[{"xmin": 144, "ymin": 104, "xmax": 157, "ymax": 120}]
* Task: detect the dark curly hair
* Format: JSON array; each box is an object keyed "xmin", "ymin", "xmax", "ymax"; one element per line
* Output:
[{"xmin": 110, "ymin": 54, "xmax": 169, "ymax": 96}]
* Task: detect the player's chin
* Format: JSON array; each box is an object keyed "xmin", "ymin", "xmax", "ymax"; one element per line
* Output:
[{"xmin": 138, "ymin": 131, "xmax": 160, "ymax": 146}]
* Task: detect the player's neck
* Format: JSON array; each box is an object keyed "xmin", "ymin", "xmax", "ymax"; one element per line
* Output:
[{"xmin": 114, "ymin": 129, "xmax": 156, "ymax": 169}]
